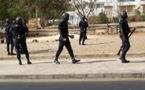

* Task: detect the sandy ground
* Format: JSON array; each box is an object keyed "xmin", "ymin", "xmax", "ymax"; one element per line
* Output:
[{"xmin": 1, "ymin": 32, "xmax": 145, "ymax": 60}]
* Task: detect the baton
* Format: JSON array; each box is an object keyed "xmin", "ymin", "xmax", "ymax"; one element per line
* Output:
[{"xmin": 117, "ymin": 28, "xmax": 136, "ymax": 56}]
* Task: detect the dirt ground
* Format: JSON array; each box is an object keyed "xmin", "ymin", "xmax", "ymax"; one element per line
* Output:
[{"xmin": 1, "ymin": 32, "xmax": 145, "ymax": 60}]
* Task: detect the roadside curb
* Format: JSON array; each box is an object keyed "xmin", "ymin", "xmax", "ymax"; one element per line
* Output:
[
  {"xmin": 1, "ymin": 73, "xmax": 145, "ymax": 80},
  {"xmin": 1, "ymin": 53, "xmax": 145, "ymax": 60}
]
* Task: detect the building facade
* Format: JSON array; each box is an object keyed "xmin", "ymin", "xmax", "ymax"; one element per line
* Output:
[
  {"xmin": 94, "ymin": 0, "xmax": 145, "ymax": 17},
  {"xmin": 68, "ymin": 0, "xmax": 145, "ymax": 25}
]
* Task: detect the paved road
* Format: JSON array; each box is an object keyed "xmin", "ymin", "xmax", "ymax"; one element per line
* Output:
[{"xmin": 0, "ymin": 80, "xmax": 145, "ymax": 90}]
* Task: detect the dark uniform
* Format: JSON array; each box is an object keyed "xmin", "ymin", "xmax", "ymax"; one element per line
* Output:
[
  {"xmin": 119, "ymin": 11, "xmax": 130, "ymax": 63},
  {"xmin": 79, "ymin": 16, "xmax": 88, "ymax": 45},
  {"xmin": 12, "ymin": 17, "xmax": 32, "ymax": 65},
  {"xmin": 54, "ymin": 13, "xmax": 80, "ymax": 64},
  {"xmin": 4, "ymin": 19, "xmax": 14, "ymax": 55}
]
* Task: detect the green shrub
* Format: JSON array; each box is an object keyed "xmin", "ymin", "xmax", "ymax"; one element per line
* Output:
[
  {"xmin": 128, "ymin": 16, "xmax": 136, "ymax": 22},
  {"xmin": 112, "ymin": 17, "xmax": 119, "ymax": 23},
  {"xmin": 88, "ymin": 12, "xmax": 109, "ymax": 24},
  {"xmin": 98, "ymin": 12, "xmax": 108, "ymax": 24},
  {"xmin": 88, "ymin": 16, "xmax": 100, "ymax": 24},
  {"xmin": 141, "ymin": 14, "xmax": 145, "ymax": 21},
  {"xmin": 128, "ymin": 15, "xmax": 145, "ymax": 22}
]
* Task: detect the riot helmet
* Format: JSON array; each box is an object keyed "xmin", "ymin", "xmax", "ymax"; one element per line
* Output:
[
  {"xmin": 81, "ymin": 16, "xmax": 86, "ymax": 21},
  {"xmin": 62, "ymin": 13, "xmax": 69, "ymax": 21},
  {"xmin": 15, "ymin": 16, "xmax": 23, "ymax": 25},
  {"xmin": 5, "ymin": 18, "xmax": 11, "ymax": 24}
]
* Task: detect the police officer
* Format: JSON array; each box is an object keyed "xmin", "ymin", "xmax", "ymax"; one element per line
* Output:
[
  {"xmin": 119, "ymin": 11, "xmax": 130, "ymax": 63},
  {"xmin": 4, "ymin": 18, "xmax": 14, "ymax": 55},
  {"xmin": 12, "ymin": 16, "xmax": 32, "ymax": 65},
  {"xmin": 79, "ymin": 16, "xmax": 88, "ymax": 45},
  {"xmin": 54, "ymin": 13, "xmax": 80, "ymax": 64}
]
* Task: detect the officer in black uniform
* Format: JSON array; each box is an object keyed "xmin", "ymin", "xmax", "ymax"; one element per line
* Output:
[
  {"xmin": 12, "ymin": 16, "xmax": 32, "ymax": 65},
  {"xmin": 4, "ymin": 18, "xmax": 14, "ymax": 55},
  {"xmin": 79, "ymin": 16, "xmax": 88, "ymax": 45},
  {"xmin": 54, "ymin": 13, "xmax": 80, "ymax": 64},
  {"xmin": 119, "ymin": 11, "xmax": 130, "ymax": 63}
]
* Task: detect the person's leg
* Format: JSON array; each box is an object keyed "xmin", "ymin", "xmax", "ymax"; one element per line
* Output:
[
  {"xmin": 21, "ymin": 40, "xmax": 32, "ymax": 64},
  {"xmin": 10, "ymin": 39, "xmax": 14, "ymax": 55},
  {"xmin": 120, "ymin": 38, "xmax": 130, "ymax": 63},
  {"xmin": 6, "ymin": 38, "xmax": 10, "ymax": 55},
  {"xmin": 65, "ymin": 40, "xmax": 75, "ymax": 60},
  {"xmin": 82, "ymin": 31, "xmax": 86, "ymax": 45},
  {"xmin": 15, "ymin": 41, "xmax": 22, "ymax": 65},
  {"xmin": 54, "ymin": 41, "xmax": 64, "ymax": 64},
  {"xmin": 65, "ymin": 39, "xmax": 80, "ymax": 64},
  {"xmin": 10, "ymin": 43, "xmax": 14, "ymax": 55},
  {"xmin": 79, "ymin": 32, "xmax": 83, "ymax": 45},
  {"xmin": 7, "ymin": 43, "xmax": 10, "ymax": 55},
  {"xmin": 123, "ymin": 39, "xmax": 130, "ymax": 60}
]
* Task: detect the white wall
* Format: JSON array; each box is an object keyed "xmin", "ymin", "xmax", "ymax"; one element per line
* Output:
[{"xmin": 67, "ymin": 11, "xmax": 80, "ymax": 25}]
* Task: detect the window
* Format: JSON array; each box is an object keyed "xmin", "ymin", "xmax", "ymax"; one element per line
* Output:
[
  {"xmin": 118, "ymin": 0, "xmax": 135, "ymax": 2},
  {"xmin": 96, "ymin": 3, "xmax": 104, "ymax": 8}
]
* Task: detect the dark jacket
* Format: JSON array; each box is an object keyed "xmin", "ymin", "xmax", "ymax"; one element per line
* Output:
[
  {"xmin": 119, "ymin": 18, "xmax": 130, "ymax": 38},
  {"xmin": 79, "ymin": 20, "xmax": 88, "ymax": 33},
  {"xmin": 11, "ymin": 23, "xmax": 29, "ymax": 40},
  {"xmin": 5, "ymin": 23, "xmax": 13, "ymax": 40},
  {"xmin": 58, "ymin": 20, "xmax": 69, "ymax": 39}
]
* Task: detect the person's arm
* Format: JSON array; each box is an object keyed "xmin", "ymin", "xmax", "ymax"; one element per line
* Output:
[
  {"xmin": 24, "ymin": 23, "xmax": 29, "ymax": 33},
  {"xmin": 86, "ymin": 21, "xmax": 88, "ymax": 28},
  {"xmin": 126, "ymin": 22, "xmax": 130, "ymax": 33},
  {"xmin": 119, "ymin": 21, "xmax": 126, "ymax": 38},
  {"xmin": 58, "ymin": 21, "xmax": 67, "ymax": 41},
  {"xmin": 79, "ymin": 21, "xmax": 81, "ymax": 28}
]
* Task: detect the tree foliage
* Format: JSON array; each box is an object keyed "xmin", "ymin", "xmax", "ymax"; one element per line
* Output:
[
  {"xmin": 71, "ymin": 0, "xmax": 96, "ymax": 17},
  {"xmin": 0, "ymin": 0, "xmax": 71, "ymax": 25}
]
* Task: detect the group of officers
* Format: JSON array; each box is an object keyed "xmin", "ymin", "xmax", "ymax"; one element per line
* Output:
[
  {"xmin": 4, "ymin": 17, "xmax": 32, "ymax": 65},
  {"xmin": 4, "ymin": 10, "xmax": 131, "ymax": 65}
]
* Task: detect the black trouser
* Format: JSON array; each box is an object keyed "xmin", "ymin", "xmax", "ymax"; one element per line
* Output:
[
  {"xmin": 14, "ymin": 37, "xmax": 30, "ymax": 63},
  {"xmin": 55, "ymin": 38, "xmax": 75, "ymax": 61},
  {"xmin": 79, "ymin": 31, "xmax": 86, "ymax": 44},
  {"xmin": 6, "ymin": 36, "xmax": 14, "ymax": 54},
  {"xmin": 120, "ymin": 35, "xmax": 130, "ymax": 60}
]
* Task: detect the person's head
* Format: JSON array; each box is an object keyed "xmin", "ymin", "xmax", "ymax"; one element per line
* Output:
[
  {"xmin": 15, "ymin": 16, "xmax": 23, "ymax": 25},
  {"xmin": 121, "ymin": 11, "xmax": 128, "ymax": 19},
  {"xmin": 62, "ymin": 13, "xmax": 69, "ymax": 21},
  {"xmin": 5, "ymin": 18, "xmax": 11, "ymax": 24},
  {"xmin": 81, "ymin": 16, "xmax": 86, "ymax": 21}
]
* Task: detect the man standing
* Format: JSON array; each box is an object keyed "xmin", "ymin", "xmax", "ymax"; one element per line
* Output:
[
  {"xmin": 12, "ymin": 16, "xmax": 32, "ymax": 65},
  {"xmin": 4, "ymin": 18, "xmax": 14, "ymax": 55},
  {"xmin": 54, "ymin": 13, "xmax": 80, "ymax": 64},
  {"xmin": 79, "ymin": 16, "xmax": 88, "ymax": 45},
  {"xmin": 119, "ymin": 11, "xmax": 130, "ymax": 63}
]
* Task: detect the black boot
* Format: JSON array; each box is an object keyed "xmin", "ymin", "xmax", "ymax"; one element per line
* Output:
[
  {"xmin": 54, "ymin": 60, "xmax": 60, "ymax": 64},
  {"xmin": 10, "ymin": 52, "xmax": 15, "ymax": 55},
  {"xmin": 72, "ymin": 59, "xmax": 80, "ymax": 64},
  {"xmin": 122, "ymin": 60, "xmax": 130, "ymax": 63},
  {"xmin": 27, "ymin": 61, "xmax": 32, "ymax": 64},
  {"xmin": 82, "ymin": 43, "xmax": 86, "ymax": 45},
  {"xmin": 19, "ymin": 60, "xmax": 22, "ymax": 65},
  {"xmin": 8, "ymin": 52, "xmax": 10, "ymax": 55},
  {"xmin": 119, "ymin": 57, "xmax": 130, "ymax": 63}
]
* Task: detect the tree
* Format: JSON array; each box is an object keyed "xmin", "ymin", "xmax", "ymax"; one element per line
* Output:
[
  {"xmin": 71, "ymin": 0, "xmax": 96, "ymax": 17},
  {"xmin": 0, "ymin": 0, "xmax": 71, "ymax": 26},
  {"xmin": 0, "ymin": 0, "xmax": 9, "ymax": 20},
  {"xmin": 0, "ymin": 0, "xmax": 29, "ymax": 21},
  {"xmin": 24, "ymin": 0, "xmax": 71, "ymax": 26}
]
